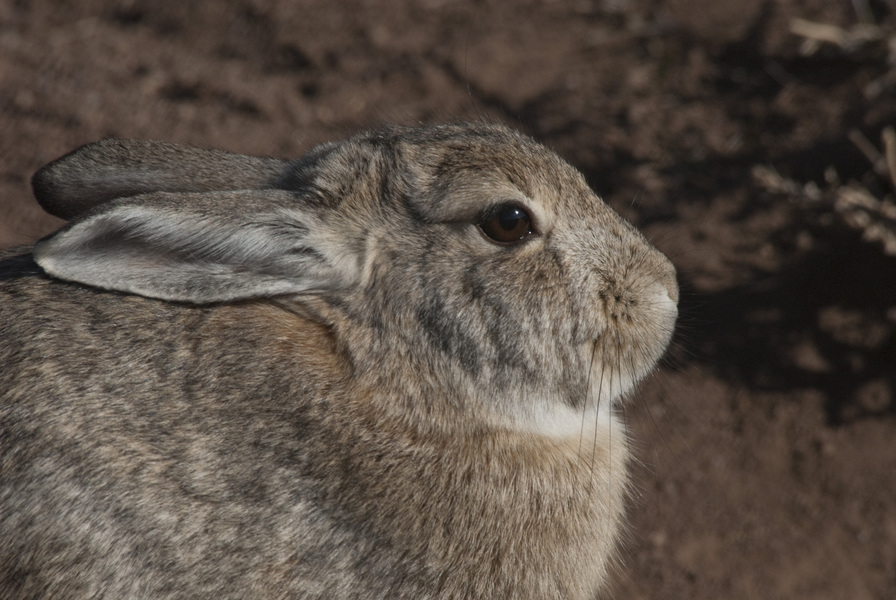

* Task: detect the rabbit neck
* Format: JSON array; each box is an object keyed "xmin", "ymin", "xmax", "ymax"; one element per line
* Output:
[{"xmin": 315, "ymin": 384, "xmax": 630, "ymax": 600}]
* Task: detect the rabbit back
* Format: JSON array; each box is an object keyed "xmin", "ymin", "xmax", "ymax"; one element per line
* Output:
[{"xmin": 0, "ymin": 254, "xmax": 354, "ymax": 598}]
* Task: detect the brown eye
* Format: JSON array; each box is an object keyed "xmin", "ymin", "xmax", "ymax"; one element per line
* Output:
[{"xmin": 479, "ymin": 204, "xmax": 535, "ymax": 244}]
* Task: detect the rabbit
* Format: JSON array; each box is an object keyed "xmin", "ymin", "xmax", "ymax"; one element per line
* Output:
[{"xmin": 0, "ymin": 122, "xmax": 678, "ymax": 600}]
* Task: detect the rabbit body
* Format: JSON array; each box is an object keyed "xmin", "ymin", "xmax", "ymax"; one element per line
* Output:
[{"xmin": 0, "ymin": 123, "xmax": 678, "ymax": 599}]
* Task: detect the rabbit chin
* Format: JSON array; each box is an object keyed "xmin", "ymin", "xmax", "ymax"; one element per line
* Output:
[
  {"xmin": 483, "ymin": 373, "xmax": 634, "ymax": 440},
  {"xmin": 513, "ymin": 399, "xmax": 625, "ymax": 440}
]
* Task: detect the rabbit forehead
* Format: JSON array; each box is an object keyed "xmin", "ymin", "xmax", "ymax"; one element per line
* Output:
[
  {"xmin": 400, "ymin": 142, "xmax": 591, "ymax": 226},
  {"xmin": 411, "ymin": 173, "xmax": 537, "ymax": 223}
]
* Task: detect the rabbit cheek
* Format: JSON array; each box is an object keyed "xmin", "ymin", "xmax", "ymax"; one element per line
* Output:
[{"xmin": 414, "ymin": 290, "xmax": 483, "ymax": 377}]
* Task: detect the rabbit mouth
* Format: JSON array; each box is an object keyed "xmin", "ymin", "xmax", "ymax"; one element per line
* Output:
[{"xmin": 579, "ymin": 284, "xmax": 678, "ymax": 400}]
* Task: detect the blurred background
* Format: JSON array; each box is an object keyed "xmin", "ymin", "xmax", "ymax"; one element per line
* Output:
[{"xmin": 1, "ymin": 1, "xmax": 894, "ymax": 598}]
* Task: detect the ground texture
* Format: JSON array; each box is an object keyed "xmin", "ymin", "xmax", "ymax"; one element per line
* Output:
[{"xmin": 1, "ymin": 1, "xmax": 895, "ymax": 599}]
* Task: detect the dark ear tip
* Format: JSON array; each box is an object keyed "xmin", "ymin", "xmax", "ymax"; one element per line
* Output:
[
  {"xmin": 31, "ymin": 161, "xmax": 54, "ymax": 199},
  {"xmin": 31, "ymin": 162, "xmax": 70, "ymax": 220},
  {"xmin": 31, "ymin": 144, "xmax": 97, "ymax": 221},
  {"xmin": 32, "ymin": 165, "xmax": 96, "ymax": 221}
]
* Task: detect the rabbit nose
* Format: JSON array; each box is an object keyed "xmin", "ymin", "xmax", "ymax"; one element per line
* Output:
[{"xmin": 638, "ymin": 240, "xmax": 678, "ymax": 304}]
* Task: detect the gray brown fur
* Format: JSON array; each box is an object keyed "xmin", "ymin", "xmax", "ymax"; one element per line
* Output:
[{"xmin": 0, "ymin": 123, "xmax": 678, "ymax": 599}]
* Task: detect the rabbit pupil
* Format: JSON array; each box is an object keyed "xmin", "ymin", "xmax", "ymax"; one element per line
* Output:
[
  {"xmin": 480, "ymin": 205, "xmax": 533, "ymax": 243},
  {"xmin": 499, "ymin": 208, "xmax": 524, "ymax": 230}
]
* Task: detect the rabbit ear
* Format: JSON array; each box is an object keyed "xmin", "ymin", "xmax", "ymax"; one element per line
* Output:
[
  {"xmin": 32, "ymin": 139, "xmax": 290, "ymax": 220},
  {"xmin": 33, "ymin": 190, "xmax": 358, "ymax": 304}
]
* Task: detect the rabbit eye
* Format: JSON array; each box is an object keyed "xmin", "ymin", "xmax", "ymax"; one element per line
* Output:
[{"xmin": 479, "ymin": 204, "xmax": 535, "ymax": 244}]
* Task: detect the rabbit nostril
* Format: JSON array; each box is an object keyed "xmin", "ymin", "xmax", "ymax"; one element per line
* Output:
[
  {"xmin": 663, "ymin": 271, "xmax": 679, "ymax": 304},
  {"xmin": 656, "ymin": 257, "xmax": 680, "ymax": 304}
]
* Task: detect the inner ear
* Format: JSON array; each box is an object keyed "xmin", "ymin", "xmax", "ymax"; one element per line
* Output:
[{"xmin": 34, "ymin": 190, "xmax": 358, "ymax": 304}]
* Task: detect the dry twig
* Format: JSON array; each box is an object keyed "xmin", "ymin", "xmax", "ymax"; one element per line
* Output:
[
  {"xmin": 883, "ymin": 126, "xmax": 896, "ymax": 191},
  {"xmin": 789, "ymin": 17, "xmax": 896, "ymax": 98},
  {"xmin": 753, "ymin": 128, "xmax": 896, "ymax": 256},
  {"xmin": 790, "ymin": 18, "xmax": 888, "ymax": 53}
]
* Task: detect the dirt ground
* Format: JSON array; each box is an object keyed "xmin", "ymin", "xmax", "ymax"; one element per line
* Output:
[{"xmin": 1, "ymin": 1, "xmax": 895, "ymax": 598}]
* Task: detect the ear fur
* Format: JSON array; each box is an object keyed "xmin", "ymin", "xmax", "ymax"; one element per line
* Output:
[
  {"xmin": 33, "ymin": 190, "xmax": 358, "ymax": 304},
  {"xmin": 31, "ymin": 139, "xmax": 289, "ymax": 220}
]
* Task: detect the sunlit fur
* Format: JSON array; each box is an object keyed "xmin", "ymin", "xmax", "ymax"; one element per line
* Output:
[{"xmin": 0, "ymin": 123, "xmax": 677, "ymax": 599}]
